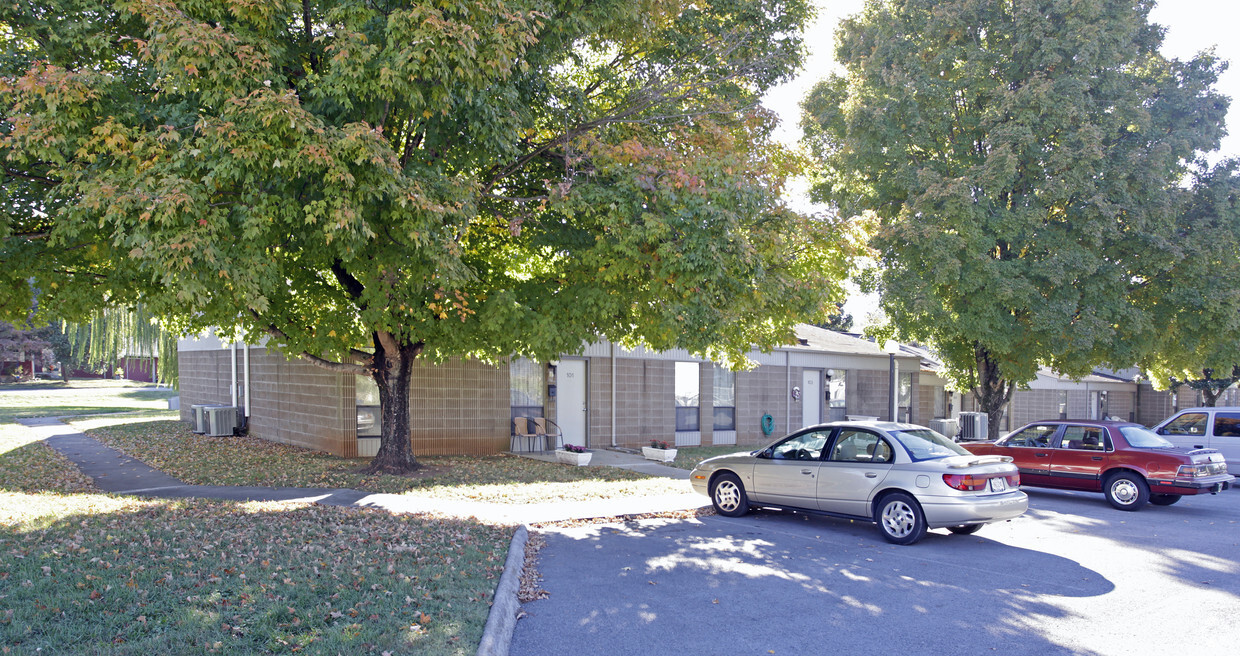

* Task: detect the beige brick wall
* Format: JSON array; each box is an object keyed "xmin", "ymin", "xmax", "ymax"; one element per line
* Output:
[
  {"xmin": 409, "ymin": 357, "xmax": 509, "ymax": 456},
  {"xmin": 179, "ymin": 348, "xmax": 508, "ymax": 458}
]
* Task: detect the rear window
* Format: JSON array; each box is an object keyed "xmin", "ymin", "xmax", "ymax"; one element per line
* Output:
[
  {"xmin": 888, "ymin": 428, "xmax": 971, "ymax": 461},
  {"xmin": 1119, "ymin": 426, "xmax": 1174, "ymax": 448},
  {"xmin": 1214, "ymin": 413, "xmax": 1240, "ymax": 437}
]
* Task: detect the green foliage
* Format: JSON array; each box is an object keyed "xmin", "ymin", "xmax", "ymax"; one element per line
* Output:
[
  {"xmin": 802, "ymin": 0, "xmax": 1231, "ymax": 426},
  {"xmin": 2, "ymin": 0, "xmax": 848, "ymax": 469},
  {"xmin": 1137, "ymin": 164, "xmax": 1240, "ymax": 394},
  {"xmin": 62, "ymin": 305, "xmax": 179, "ymax": 386}
]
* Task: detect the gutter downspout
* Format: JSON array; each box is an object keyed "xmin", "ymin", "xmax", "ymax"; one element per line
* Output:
[
  {"xmin": 786, "ymin": 350, "xmax": 792, "ymax": 434},
  {"xmin": 610, "ymin": 342, "xmax": 617, "ymax": 447},
  {"xmin": 243, "ymin": 342, "xmax": 251, "ymax": 425},
  {"xmin": 230, "ymin": 341, "xmax": 238, "ymax": 407}
]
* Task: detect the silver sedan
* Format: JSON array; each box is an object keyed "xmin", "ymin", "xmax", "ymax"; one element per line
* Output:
[{"xmin": 690, "ymin": 421, "xmax": 1029, "ymax": 545}]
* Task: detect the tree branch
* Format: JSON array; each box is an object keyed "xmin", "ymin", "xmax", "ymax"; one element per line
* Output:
[{"xmin": 249, "ymin": 309, "xmax": 372, "ymax": 375}]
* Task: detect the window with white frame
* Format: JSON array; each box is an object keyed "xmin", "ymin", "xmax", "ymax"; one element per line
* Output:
[
  {"xmin": 713, "ymin": 367, "xmax": 736, "ymax": 431},
  {"xmin": 675, "ymin": 362, "xmax": 700, "ymax": 432}
]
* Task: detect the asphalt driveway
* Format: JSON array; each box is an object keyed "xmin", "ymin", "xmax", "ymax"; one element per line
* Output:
[{"xmin": 511, "ymin": 486, "xmax": 1240, "ymax": 656}]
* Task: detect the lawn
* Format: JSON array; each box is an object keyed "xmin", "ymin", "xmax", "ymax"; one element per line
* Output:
[
  {"xmin": 0, "ymin": 422, "xmax": 513, "ymax": 655},
  {"xmin": 77, "ymin": 417, "xmax": 691, "ymax": 503},
  {"xmin": 667, "ymin": 444, "xmax": 760, "ymax": 470},
  {"xmin": 0, "ymin": 379, "xmax": 178, "ymax": 423},
  {"xmin": 1, "ymin": 388, "xmax": 697, "ymax": 653}
]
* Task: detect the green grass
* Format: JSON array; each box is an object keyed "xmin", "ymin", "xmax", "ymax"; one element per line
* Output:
[
  {"xmin": 78, "ymin": 417, "xmax": 691, "ymax": 503},
  {"xmin": 667, "ymin": 444, "xmax": 761, "ymax": 470},
  {"xmin": 0, "ymin": 421, "xmax": 512, "ymax": 655},
  {"xmin": 0, "ymin": 379, "xmax": 178, "ymax": 423}
]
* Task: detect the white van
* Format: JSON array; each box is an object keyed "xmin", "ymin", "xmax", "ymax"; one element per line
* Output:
[{"xmin": 1151, "ymin": 408, "xmax": 1240, "ymax": 475}]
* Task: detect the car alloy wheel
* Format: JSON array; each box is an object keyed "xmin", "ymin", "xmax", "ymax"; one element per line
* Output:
[
  {"xmin": 876, "ymin": 492, "xmax": 926, "ymax": 545},
  {"xmin": 711, "ymin": 473, "xmax": 750, "ymax": 517},
  {"xmin": 1104, "ymin": 472, "xmax": 1149, "ymax": 511}
]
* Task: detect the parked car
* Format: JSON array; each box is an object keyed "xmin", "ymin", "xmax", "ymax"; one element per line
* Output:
[
  {"xmin": 1150, "ymin": 408, "xmax": 1240, "ymax": 476},
  {"xmin": 962, "ymin": 420, "xmax": 1233, "ymax": 511},
  {"xmin": 689, "ymin": 421, "xmax": 1028, "ymax": 545}
]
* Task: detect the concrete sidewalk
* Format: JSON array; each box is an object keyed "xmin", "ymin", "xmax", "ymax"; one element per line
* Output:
[{"xmin": 19, "ymin": 416, "xmax": 708, "ymax": 522}]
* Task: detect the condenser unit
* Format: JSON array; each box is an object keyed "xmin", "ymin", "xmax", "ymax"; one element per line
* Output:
[
  {"xmin": 957, "ymin": 412, "xmax": 989, "ymax": 441},
  {"xmin": 204, "ymin": 406, "xmax": 241, "ymax": 437},
  {"xmin": 190, "ymin": 404, "xmax": 221, "ymax": 434},
  {"xmin": 929, "ymin": 418, "xmax": 958, "ymax": 439}
]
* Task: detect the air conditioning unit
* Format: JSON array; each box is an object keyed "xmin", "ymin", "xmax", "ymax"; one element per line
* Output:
[
  {"xmin": 204, "ymin": 406, "xmax": 241, "ymax": 437},
  {"xmin": 957, "ymin": 412, "xmax": 989, "ymax": 441},
  {"xmin": 929, "ymin": 418, "xmax": 958, "ymax": 439},
  {"xmin": 189, "ymin": 404, "xmax": 221, "ymax": 434}
]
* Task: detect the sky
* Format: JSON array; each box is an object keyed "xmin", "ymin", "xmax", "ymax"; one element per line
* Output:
[{"xmin": 762, "ymin": 0, "xmax": 1240, "ymax": 329}]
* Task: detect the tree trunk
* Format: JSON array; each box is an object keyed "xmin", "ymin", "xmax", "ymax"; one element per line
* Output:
[
  {"xmin": 362, "ymin": 332, "xmax": 423, "ymax": 475},
  {"xmin": 971, "ymin": 344, "xmax": 1014, "ymax": 440}
]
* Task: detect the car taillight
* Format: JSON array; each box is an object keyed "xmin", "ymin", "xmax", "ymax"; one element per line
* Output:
[
  {"xmin": 1005, "ymin": 473, "xmax": 1020, "ymax": 487},
  {"xmin": 1177, "ymin": 462, "xmax": 1226, "ymax": 477},
  {"xmin": 943, "ymin": 474, "xmax": 988, "ymax": 491}
]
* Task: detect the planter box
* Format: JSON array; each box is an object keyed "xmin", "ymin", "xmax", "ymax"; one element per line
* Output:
[
  {"xmin": 642, "ymin": 446, "xmax": 678, "ymax": 462},
  {"xmin": 555, "ymin": 450, "xmax": 592, "ymax": 466}
]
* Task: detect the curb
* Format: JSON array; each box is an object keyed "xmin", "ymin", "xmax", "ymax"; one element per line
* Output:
[{"xmin": 476, "ymin": 524, "xmax": 530, "ymax": 656}]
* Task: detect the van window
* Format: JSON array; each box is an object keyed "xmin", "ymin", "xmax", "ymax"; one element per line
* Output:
[
  {"xmin": 1162, "ymin": 412, "xmax": 1208, "ymax": 436},
  {"xmin": 1214, "ymin": 413, "xmax": 1240, "ymax": 437}
]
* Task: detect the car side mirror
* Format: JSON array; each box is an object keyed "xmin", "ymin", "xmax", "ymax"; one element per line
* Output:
[{"xmin": 759, "ymin": 448, "xmax": 774, "ymax": 459}]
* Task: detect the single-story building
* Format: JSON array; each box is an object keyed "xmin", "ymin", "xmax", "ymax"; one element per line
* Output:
[{"xmin": 177, "ymin": 325, "xmax": 938, "ymax": 458}]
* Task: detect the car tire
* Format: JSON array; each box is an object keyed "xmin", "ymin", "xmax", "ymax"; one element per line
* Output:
[
  {"xmin": 1149, "ymin": 493, "xmax": 1181, "ymax": 506},
  {"xmin": 875, "ymin": 492, "xmax": 927, "ymax": 545},
  {"xmin": 710, "ymin": 472, "xmax": 750, "ymax": 517},
  {"xmin": 947, "ymin": 524, "xmax": 983, "ymax": 535},
  {"xmin": 1104, "ymin": 471, "xmax": 1149, "ymax": 511}
]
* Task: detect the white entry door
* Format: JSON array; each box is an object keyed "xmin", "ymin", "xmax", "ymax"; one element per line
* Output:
[
  {"xmin": 558, "ymin": 360, "xmax": 588, "ymax": 447},
  {"xmin": 802, "ymin": 369, "xmax": 822, "ymax": 428}
]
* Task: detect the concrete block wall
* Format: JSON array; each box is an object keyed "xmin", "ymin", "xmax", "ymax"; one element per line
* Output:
[
  {"xmin": 247, "ymin": 350, "xmax": 354, "ymax": 456},
  {"xmin": 178, "ymin": 351, "xmax": 234, "ymax": 420},
  {"xmin": 851, "ymin": 369, "xmax": 892, "ymax": 420},
  {"xmin": 592, "ymin": 358, "xmax": 676, "ymax": 447},
  {"xmin": 1106, "ymin": 391, "xmax": 1135, "ymax": 422},
  {"xmin": 737, "ymin": 364, "xmax": 793, "ymax": 445},
  {"xmin": 1010, "ymin": 389, "xmax": 1062, "ymax": 425},
  {"xmin": 408, "ymin": 357, "xmax": 510, "ymax": 456},
  {"xmin": 1138, "ymin": 383, "xmax": 1176, "ymax": 426}
]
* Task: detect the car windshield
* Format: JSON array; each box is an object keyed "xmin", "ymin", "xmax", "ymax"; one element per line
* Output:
[
  {"xmin": 1119, "ymin": 426, "xmax": 1174, "ymax": 448},
  {"xmin": 889, "ymin": 428, "xmax": 972, "ymax": 461}
]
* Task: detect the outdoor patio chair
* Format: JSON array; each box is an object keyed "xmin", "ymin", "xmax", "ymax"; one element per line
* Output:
[
  {"xmin": 512, "ymin": 417, "xmax": 542, "ymax": 452},
  {"xmin": 534, "ymin": 417, "xmax": 563, "ymax": 451}
]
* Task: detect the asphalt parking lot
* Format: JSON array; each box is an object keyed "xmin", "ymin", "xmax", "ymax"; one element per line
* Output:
[{"xmin": 511, "ymin": 485, "xmax": 1240, "ymax": 656}]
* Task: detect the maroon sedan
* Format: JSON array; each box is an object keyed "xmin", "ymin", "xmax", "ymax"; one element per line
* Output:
[{"xmin": 963, "ymin": 420, "xmax": 1233, "ymax": 511}]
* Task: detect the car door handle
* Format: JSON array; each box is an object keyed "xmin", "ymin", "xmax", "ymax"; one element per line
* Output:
[
  {"xmin": 801, "ymin": 469, "xmax": 814, "ymax": 475},
  {"xmin": 865, "ymin": 472, "xmax": 877, "ymax": 478},
  {"xmin": 1035, "ymin": 452, "xmax": 1050, "ymax": 458},
  {"xmin": 1091, "ymin": 457, "xmax": 1102, "ymax": 461}
]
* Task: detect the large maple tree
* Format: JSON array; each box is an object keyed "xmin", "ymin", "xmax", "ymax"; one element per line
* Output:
[
  {"xmin": 803, "ymin": 0, "xmax": 1231, "ymax": 435},
  {"xmin": 1, "ymin": 0, "xmax": 848, "ymax": 472}
]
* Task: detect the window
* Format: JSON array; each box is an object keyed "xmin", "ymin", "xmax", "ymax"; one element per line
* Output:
[
  {"xmin": 1162, "ymin": 412, "xmax": 1207, "ymax": 436},
  {"xmin": 510, "ymin": 359, "xmax": 544, "ymax": 423},
  {"xmin": 1061, "ymin": 426, "xmax": 1107, "ymax": 450},
  {"xmin": 1058, "ymin": 391, "xmax": 1068, "ymax": 419},
  {"xmin": 675, "ymin": 362, "xmax": 700, "ymax": 432},
  {"xmin": 830, "ymin": 430, "xmax": 892, "ymax": 463},
  {"xmin": 713, "ymin": 367, "xmax": 736, "ymax": 431},
  {"xmin": 1215, "ymin": 413, "xmax": 1240, "ymax": 437},
  {"xmin": 827, "ymin": 372, "xmax": 846, "ymax": 409},
  {"xmin": 1004, "ymin": 424, "xmax": 1058, "ymax": 448},
  {"xmin": 898, "ymin": 372, "xmax": 912, "ymax": 422},
  {"xmin": 355, "ymin": 375, "xmax": 382, "ymax": 437},
  {"xmin": 769, "ymin": 431, "xmax": 829, "ymax": 460}
]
